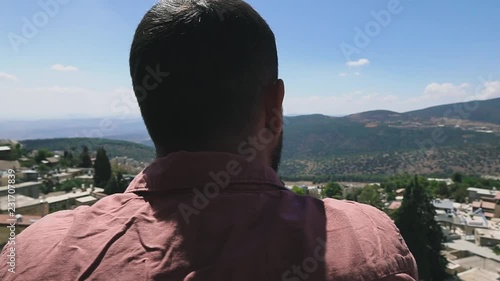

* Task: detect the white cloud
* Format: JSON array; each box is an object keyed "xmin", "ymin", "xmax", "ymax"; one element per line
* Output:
[
  {"xmin": 423, "ymin": 82, "xmax": 469, "ymax": 98},
  {"xmin": 284, "ymin": 80, "xmax": 500, "ymax": 116},
  {"xmin": 339, "ymin": 73, "xmax": 347, "ymax": 77},
  {"xmin": 0, "ymin": 72, "xmax": 18, "ymax": 81},
  {"xmin": 355, "ymin": 72, "xmax": 360, "ymax": 76},
  {"xmin": 51, "ymin": 64, "xmax": 79, "ymax": 72},
  {"xmin": 476, "ymin": 80, "xmax": 500, "ymax": 100},
  {"xmin": 346, "ymin": 58, "xmax": 370, "ymax": 67}
]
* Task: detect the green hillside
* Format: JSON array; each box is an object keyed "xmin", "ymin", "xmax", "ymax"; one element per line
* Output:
[
  {"xmin": 282, "ymin": 115, "xmax": 499, "ymax": 159},
  {"xmin": 18, "ymin": 97, "xmax": 500, "ymax": 179},
  {"xmin": 405, "ymin": 97, "xmax": 500, "ymax": 124}
]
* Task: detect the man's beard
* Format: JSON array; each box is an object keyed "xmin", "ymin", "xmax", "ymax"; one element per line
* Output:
[{"xmin": 271, "ymin": 130, "xmax": 283, "ymax": 173}]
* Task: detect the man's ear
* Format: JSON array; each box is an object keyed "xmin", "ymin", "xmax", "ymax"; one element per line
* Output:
[{"xmin": 265, "ymin": 79, "xmax": 285, "ymax": 134}]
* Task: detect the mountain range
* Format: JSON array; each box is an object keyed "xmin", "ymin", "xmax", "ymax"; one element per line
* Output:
[{"xmin": 6, "ymin": 97, "xmax": 500, "ymax": 179}]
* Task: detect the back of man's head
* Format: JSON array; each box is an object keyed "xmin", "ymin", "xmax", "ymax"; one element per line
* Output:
[{"xmin": 130, "ymin": 0, "xmax": 278, "ymax": 154}]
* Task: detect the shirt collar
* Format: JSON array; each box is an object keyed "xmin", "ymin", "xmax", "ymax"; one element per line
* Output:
[{"xmin": 125, "ymin": 151, "xmax": 284, "ymax": 193}]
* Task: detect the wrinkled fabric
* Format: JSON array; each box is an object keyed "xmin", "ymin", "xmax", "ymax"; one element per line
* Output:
[{"xmin": 0, "ymin": 151, "xmax": 417, "ymax": 281}]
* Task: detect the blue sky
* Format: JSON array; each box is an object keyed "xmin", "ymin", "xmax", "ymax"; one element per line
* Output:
[{"xmin": 1, "ymin": 0, "xmax": 499, "ymax": 119}]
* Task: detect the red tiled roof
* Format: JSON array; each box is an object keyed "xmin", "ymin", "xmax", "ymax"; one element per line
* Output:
[
  {"xmin": 484, "ymin": 212, "xmax": 495, "ymax": 218},
  {"xmin": 472, "ymin": 201, "xmax": 481, "ymax": 208},
  {"xmin": 481, "ymin": 201, "xmax": 496, "ymax": 210},
  {"xmin": 388, "ymin": 201, "xmax": 402, "ymax": 210}
]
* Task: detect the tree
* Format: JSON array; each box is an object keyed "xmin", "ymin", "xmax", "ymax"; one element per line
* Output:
[
  {"xmin": 345, "ymin": 188, "xmax": 362, "ymax": 201},
  {"xmin": 321, "ymin": 182, "xmax": 343, "ymax": 199},
  {"xmin": 394, "ymin": 176, "xmax": 450, "ymax": 281},
  {"xmin": 104, "ymin": 172, "xmax": 127, "ymax": 195},
  {"xmin": 41, "ymin": 178, "xmax": 55, "ymax": 194},
  {"xmin": 34, "ymin": 149, "xmax": 53, "ymax": 164},
  {"xmin": 59, "ymin": 178, "xmax": 83, "ymax": 193},
  {"xmin": 93, "ymin": 147, "xmax": 112, "ymax": 188},
  {"xmin": 37, "ymin": 163, "xmax": 50, "ymax": 175},
  {"xmin": 451, "ymin": 184, "xmax": 468, "ymax": 203},
  {"xmin": 62, "ymin": 149, "xmax": 78, "ymax": 167},
  {"xmin": 436, "ymin": 182, "xmax": 450, "ymax": 198},
  {"xmin": 79, "ymin": 145, "xmax": 93, "ymax": 168},
  {"xmin": 452, "ymin": 172, "xmax": 463, "ymax": 184},
  {"xmin": 358, "ymin": 185, "xmax": 383, "ymax": 209},
  {"xmin": 291, "ymin": 186, "xmax": 307, "ymax": 196}
]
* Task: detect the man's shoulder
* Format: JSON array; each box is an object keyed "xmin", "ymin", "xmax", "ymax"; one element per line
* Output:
[
  {"xmin": 0, "ymin": 192, "xmax": 144, "ymax": 279},
  {"xmin": 323, "ymin": 199, "xmax": 400, "ymax": 235},
  {"xmin": 321, "ymin": 199, "xmax": 417, "ymax": 281}
]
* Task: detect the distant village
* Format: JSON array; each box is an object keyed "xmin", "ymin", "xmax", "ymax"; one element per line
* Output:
[{"xmin": 285, "ymin": 177, "xmax": 500, "ymax": 280}]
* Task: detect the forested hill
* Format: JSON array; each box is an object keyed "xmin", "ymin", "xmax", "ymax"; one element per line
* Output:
[{"xmin": 16, "ymin": 98, "xmax": 500, "ymax": 179}]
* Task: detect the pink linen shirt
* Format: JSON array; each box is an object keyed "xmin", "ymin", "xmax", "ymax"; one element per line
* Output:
[{"xmin": 1, "ymin": 151, "xmax": 417, "ymax": 281}]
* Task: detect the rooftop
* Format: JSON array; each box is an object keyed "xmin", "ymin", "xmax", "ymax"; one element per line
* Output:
[
  {"xmin": 75, "ymin": 196, "xmax": 97, "ymax": 203},
  {"xmin": 458, "ymin": 268, "xmax": 500, "ymax": 281},
  {"xmin": 0, "ymin": 214, "xmax": 41, "ymax": 226},
  {"xmin": 446, "ymin": 239, "xmax": 500, "ymax": 262},
  {"xmin": 427, "ymin": 178, "xmax": 454, "ymax": 185},
  {"xmin": 467, "ymin": 187, "xmax": 498, "ymax": 196},
  {"xmin": 0, "ymin": 146, "xmax": 11, "ymax": 152},
  {"xmin": 395, "ymin": 188, "xmax": 405, "ymax": 194},
  {"xmin": 0, "ymin": 181, "xmax": 42, "ymax": 191},
  {"xmin": 45, "ymin": 157, "xmax": 59, "ymax": 163},
  {"xmin": 0, "ymin": 194, "xmax": 44, "ymax": 210},
  {"xmin": 44, "ymin": 187, "xmax": 104, "ymax": 204},
  {"xmin": 464, "ymin": 215, "xmax": 488, "ymax": 228},
  {"xmin": 387, "ymin": 201, "xmax": 402, "ymax": 210},
  {"xmin": 475, "ymin": 228, "xmax": 500, "ymax": 240},
  {"xmin": 0, "ymin": 160, "xmax": 20, "ymax": 171},
  {"xmin": 432, "ymin": 199, "xmax": 454, "ymax": 210}
]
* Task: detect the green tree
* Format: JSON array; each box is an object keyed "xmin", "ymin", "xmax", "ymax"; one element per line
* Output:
[
  {"xmin": 41, "ymin": 178, "xmax": 55, "ymax": 194},
  {"xmin": 93, "ymin": 147, "xmax": 112, "ymax": 188},
  {"xmin": 59, "ymin": 178, "xmax": 83, "ymax": 193},
  {"xmin": 452, "ymin": 172, "xmax": 463, "ymax": 184},
  {"xmin": 436, "ymin": 182, "xmax": 450, "ymax": 198},
  {"xmin": 321, "ymin": 182, "xmax": 343, "ymax": 199},
  {"xmin": 358, "ymin": 185, "xmax": 383, "ymax": 209},
  {"xmin": 104, "ymin": 172, "xmax": 127, "ymax": 195},
  {"xmin": 291, "ymin": 186, "xmax": 307, "ymax": 196},
  {"xmin": 34, "ymin": 149, "xmax": 53, "ymax": 164},
  {"xmin": 79, "ymin": 145, "xmax": 93, "ymax": 168},
  {"xmin": 394, "ymin": 176, "xmax": 450, "ymax": 281},
  {"xmin": 37, "ymin": 163, "xmax": 50, "ymax": 175},
  {"xmin": 62, "ymin": 150, "xmax": 78, "ymax": 167},
  {"xmin": 345, "ymin": 188, "xmax": 362, "ymax": 201},
  {"xmin": 451, "ymin": 184, "xmax": 468, "ymax": 203}
]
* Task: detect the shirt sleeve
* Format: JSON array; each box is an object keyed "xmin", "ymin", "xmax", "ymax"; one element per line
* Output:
[{"xmin": 377, "ymin": 273, "xmax": 418, "ymax": 281}]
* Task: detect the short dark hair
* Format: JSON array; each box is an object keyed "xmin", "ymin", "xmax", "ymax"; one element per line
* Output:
[{"xmin": 130, "ymin": 0, "xmax": 278, "ymax": 153}]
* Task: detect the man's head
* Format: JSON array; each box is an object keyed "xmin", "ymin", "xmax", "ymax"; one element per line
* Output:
[{"xmin": 130, "ymin": 0, "xmax": 284, "ymax": 171}]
